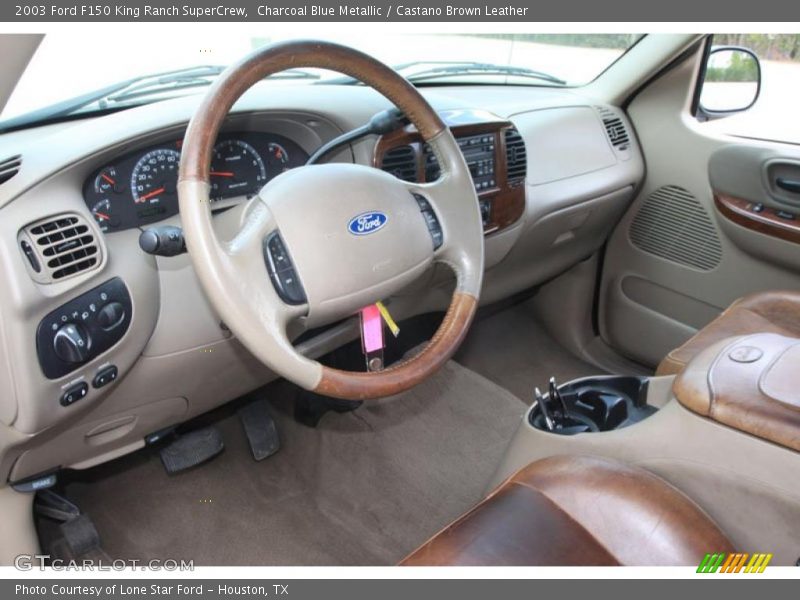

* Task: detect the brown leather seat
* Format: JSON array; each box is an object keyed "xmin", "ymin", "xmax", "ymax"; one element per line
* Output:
[
  {"xmin": 401, "ymin": 455, "xmax": 733, "ymax": 566},
  {"xmin": 657, "ymin": 290, "xmax": 800, "ymax": 376}
]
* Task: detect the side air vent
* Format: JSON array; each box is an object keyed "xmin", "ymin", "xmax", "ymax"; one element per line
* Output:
[
  {"xmin": 380, "ymin": 145, "xmax": 417, "ymax": 182},
  {"xmin": 0, "ymin": 154, "xmax": 22, "ymax": 185},
  {"xmin": 504, "ymin": 128, "xmax": 527, "ymax": 182},
  {"xmin": 20, "ymin": 214, "xmax": 101, "ymax": 283},
  {"xmin": 595, "ymin": 107, "xmax": 631, "ymax": 156},
  {"xmin": 629, "ymin": 185, "xmax": 723, "ymax": 271}
]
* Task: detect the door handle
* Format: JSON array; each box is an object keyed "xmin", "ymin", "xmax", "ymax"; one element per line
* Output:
[{"xmin": 776, "ymin": 177, "xmax": 800, "ymax": 194}]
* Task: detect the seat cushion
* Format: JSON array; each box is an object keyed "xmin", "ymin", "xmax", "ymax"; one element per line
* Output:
[
  {"xmin": 400, "ymin": 455, "xmax": 734, "ymax": 566},
  {"xmin": 657, "ymin": 290, "xmax": 800, "ymax": 376}
]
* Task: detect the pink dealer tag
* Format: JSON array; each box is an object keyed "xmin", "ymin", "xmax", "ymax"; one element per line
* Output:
[{"xmin": 360, "ymin": 304, "xmax": 385, "ymax": 371}]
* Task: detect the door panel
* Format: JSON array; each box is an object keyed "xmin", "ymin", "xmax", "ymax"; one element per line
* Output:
[{"xmin": 598, "ymin": 44, "xmax": 800, "ymax": 368}]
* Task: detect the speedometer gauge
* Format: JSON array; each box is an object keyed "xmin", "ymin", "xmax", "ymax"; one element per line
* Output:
[
  {"xmin": 210, "ymin": 139, "xmax": 267, "ymax": 199},
  {"xmin": 130, "ymin": 148, "xmax": 181, "ymax": 205}
]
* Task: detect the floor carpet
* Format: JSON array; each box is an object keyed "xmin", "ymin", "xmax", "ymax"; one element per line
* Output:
[
  {"xmin": 62, "ymin": 359, "xmax": 526, "ymax": 566},
  {"xmin": 455, "ymin": 302, "xmax": 604, "ymax": 403}
]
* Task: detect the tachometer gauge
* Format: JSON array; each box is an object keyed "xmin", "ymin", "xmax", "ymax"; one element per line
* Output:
[
  {"xmin": 91, "ymin": 199, "xmax": 119, "ymax": 232},
  {"xmin": 94, "ymin": 167, "xmax": 123, "ymax": 195},
  {"xmin": 210, "ymin": 139, "xmax": 267, "ymax": 199},
  {"xmin": 130, "ymin": 148, "xmax": 181, "ymax": 205},
  {"xmin": 266, "ymin": 142, "xmax": 291, "ymax": 173}
]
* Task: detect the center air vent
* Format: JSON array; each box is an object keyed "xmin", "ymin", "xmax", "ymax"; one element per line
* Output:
[
  {"xmin": 380, "ymin": 145, "xmax": 418, "ymax": 182},
  {"xmin": 504, "ymin": 128, "xmax": 527, "ymax": 182},
  {"xmin": 0, "ymin": 154, "xmax": 22, "ymax": 185},
  {"xmin": 19, "ymin": 214, "xmax": 101, "ymax": 283}
]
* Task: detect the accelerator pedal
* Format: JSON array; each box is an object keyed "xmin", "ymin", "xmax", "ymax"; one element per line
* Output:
[
  {"xmin": 159, "ymin": 426, "xmax": 224, "ymax": 474},
  {"xmin": 238, "ymin": 398, "xmax": 280, "ymax": 461}
]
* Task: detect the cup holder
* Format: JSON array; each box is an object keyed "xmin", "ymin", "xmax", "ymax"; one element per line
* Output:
[{"xmin": 529, "ymin": 375, "xmax": 656, "ymax": 435}]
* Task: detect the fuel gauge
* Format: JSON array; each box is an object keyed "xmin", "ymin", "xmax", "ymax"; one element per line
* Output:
[{"xmin": 91, "ymin": 199, "xmax": 119, "ymax": 232}]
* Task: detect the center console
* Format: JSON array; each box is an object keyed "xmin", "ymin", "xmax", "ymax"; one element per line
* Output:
[
  {"xmin": 489, "ymin": 334, "xmax": 800, "ymax": 564},
  {"xmin": 673, "ymin": 332, "xmax": 800, "ymax": 452}
]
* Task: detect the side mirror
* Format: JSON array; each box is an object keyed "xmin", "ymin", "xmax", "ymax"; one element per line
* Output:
[{"xmin": 698, "ymin": 46, "xmax": 761, "ymax": 120}]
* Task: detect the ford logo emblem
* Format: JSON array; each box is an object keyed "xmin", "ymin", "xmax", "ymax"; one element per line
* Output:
[{"xmin": 347, "ymin": 211, "xmax": 388, "ymax": 236}]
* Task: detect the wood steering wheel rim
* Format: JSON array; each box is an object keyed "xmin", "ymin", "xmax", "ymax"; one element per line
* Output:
[{"xmin": 178, "ymin": 40, "xmax": 483, "ymax": 400}]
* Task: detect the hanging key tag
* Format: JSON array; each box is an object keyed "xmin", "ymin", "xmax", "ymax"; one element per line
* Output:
[
  {"xmin": 376, "ymin": 301, "xmax": 400, "ymax": 338},
  {"xmin": 360, "ymin": 304, "xmax": 385, "ymax": 371}
]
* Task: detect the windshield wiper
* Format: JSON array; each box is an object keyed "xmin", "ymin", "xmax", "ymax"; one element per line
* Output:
[
  {"xmin": 0, "ymin": 65, "xmax": 319, "ymax": 133},
  {"xmin": 107, "ymin": 67, "xmax": 319, "ymax": 104},
  {"xmin": 405, "ymin": 62, "xmax": 567, "ymax": 86},
  {"xmin": 0, "ymin": 65, "xmax": 226, "ymax": 133},
  {"xmin": 321, "ymin": 61, "xmax": 566, "ymax": 87}
]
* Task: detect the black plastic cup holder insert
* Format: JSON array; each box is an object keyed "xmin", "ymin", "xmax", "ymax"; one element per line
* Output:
[{"xmin": 529, "ymin": 375, "xmax": 656, "ymax": 435}]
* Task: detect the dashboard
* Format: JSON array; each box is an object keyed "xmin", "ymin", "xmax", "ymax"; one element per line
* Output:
[
  {"xmin": 0, "ymin": 83, "xmax": 645, "ymax": 485},
  {"xmin": 81, "ymin": 132, "xmax": 308, "ymax": 233}
]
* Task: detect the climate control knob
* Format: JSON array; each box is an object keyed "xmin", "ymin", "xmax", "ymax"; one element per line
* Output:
[{"xmin": 53, "ymin": 323, "xmax": 91, "ymax": 364}]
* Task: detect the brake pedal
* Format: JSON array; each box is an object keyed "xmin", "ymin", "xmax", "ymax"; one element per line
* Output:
[
  {"xmin": 238, "ymin": 398, "xmax": 280, "ymax": 461},
  {"xmin": 159, "ymin": 426, "xmax": 224, "ymax": 474},
  {"xmin": 34, "ymin": 490, "xmax": 105, "ymax": 560}
]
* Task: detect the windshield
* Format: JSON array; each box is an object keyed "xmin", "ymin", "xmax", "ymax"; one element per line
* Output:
[{"xmin": 1, "ymin": 32, "xmax": 642, "ymax": 124}]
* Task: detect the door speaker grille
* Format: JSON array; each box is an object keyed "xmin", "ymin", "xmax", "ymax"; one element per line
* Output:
[{"xmin": 629, "ymin": 185, "xmax": 722, "ymax": 271}]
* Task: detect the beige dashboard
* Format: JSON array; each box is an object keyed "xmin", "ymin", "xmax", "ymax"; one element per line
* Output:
[{"xmin": 0, "ymin": 82, "xmax": 643, "ymax": 485}]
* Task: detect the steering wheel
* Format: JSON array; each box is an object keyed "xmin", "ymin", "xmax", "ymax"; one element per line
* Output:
[{"xmin": 178, "ymin": 41, "xmax": 484, "ymax": 400}]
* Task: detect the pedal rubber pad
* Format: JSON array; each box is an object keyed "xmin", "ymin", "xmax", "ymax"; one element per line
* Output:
[
  {"xmin": 59, "ymin": 514, "xmax": 102, "ymax": 557},
  {"xmin": 238, "ymin": 398, "xmax": 280, "ymax": 461},
  {"xmin": 159, "ymin": 426, "xmax": 224, "ymax": 474}
]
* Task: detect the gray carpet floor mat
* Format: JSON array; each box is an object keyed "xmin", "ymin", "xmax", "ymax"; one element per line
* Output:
[
  {"xmin": 455, "ymin": 303, "xmax": 604, "ymax": 403},
  {"xmin": 64, "ymin": 359, "xmax": 526, "ymax": 565}
]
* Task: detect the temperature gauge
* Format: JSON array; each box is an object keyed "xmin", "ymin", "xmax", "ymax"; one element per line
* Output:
[
  {"xmin": 266, "ymin": 142, "xmax": 291, "ymax": 174},
  {"xmin": 94, "ymin": 167, "xmax": 124, "ymax": 195}
]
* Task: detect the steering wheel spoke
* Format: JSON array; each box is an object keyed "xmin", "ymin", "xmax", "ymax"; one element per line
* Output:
[{"xmin": 225, "ymin": 199, "xmax": 276, "ymax": 258}]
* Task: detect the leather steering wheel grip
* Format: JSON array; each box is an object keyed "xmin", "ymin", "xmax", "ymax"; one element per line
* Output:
[{"xmin": 178, "ymin": 40, "xmax": 483, "ymax": 400}]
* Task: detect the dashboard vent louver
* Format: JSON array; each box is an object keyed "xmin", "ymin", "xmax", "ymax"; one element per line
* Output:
[
  {"xmin": 504, "ymin": 128, "xmax": 527, "ymax": 181},
  {"xmin": 23, "ymin": 214, "xmax": 101, "ymax": 282},
  {"xmin": 596, "ymin": 107, "xmax": 630, "ymax": 151},
  {"xmin": 0, "ymin": 154, "xmax": 22, "ymax": 185},
  {"xmin": 380, "ymin": 145, "xmax": 417, "ymax": 182},
  {"xmin": 629, "ymin": 185, "xmax": 722, "ymax": 271}
]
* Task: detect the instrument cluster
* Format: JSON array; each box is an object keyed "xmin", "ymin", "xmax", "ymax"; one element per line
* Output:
[{"xmin": 82, "ymin": 132, "xmax": 308, "ymax": 233}]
